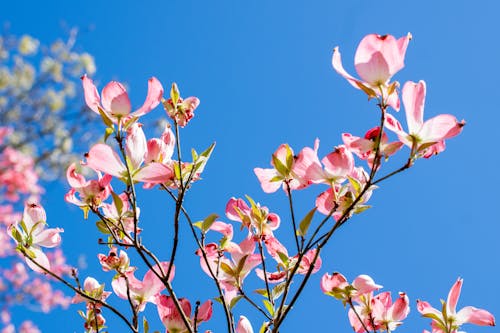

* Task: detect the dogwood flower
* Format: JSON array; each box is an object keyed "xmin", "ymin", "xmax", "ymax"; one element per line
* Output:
[
  {"xmin": 384, "ymin": 80, "xmax": 465, "ymax": 158},
  {"xmin": 417, "ymin": 278, "xmax": 495, "ymax": 333},
  {"xmin": 156, "ymin": 295, "xmax": 212, "ymax": 333},
  {"xmin": 82, "ymin": 75, "xmax": 163, "ymax": 124},
  {"xmin": 112, "ymin": 262, "xmax": 174, "ymax": 312},
  {"xmin": 332, "ymin": 33, "xmax": 412, "ymax": 110},
  {"xmin": 8, "ymin": 203, "xmax": 63, "ymax": 273}
]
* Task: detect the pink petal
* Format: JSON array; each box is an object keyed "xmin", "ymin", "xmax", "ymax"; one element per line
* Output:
[
  {"xmin": 456, "ymin": 306, "xmax": 496, "ymax": 326},
  {"xmin": 134, "ymin": 162, "xmax": 173, "ymax": 184},
  {"xmin": 418, "ymin": 114, "xmax": 464, "ymax": 143},
  {"xmin": 86, "ymin": 144, "xmax": 126, "ymax": 178},
  {"xmin": 126, "ymin": 123, "xmax": 147, "ymax": 170},
  {"xmin": 196, "ymin": 300, "xmax": 213, "ymax": 322},
  {"xmin": 447, "ymin": 277, "xmax": 462, "ymax": 314},
  {"xmin": 416, "ymin": 300, "xmax": 441, "ymax": 317},
  {"xmin": 236, "ymin": 316, "xmax": 254, "ymax": 333},
  {"xmin": 132, "ymin": 77, "xmax": 164, "ymax": 117},
  {"xmin": 384, "ymin": 113, "xmax": 411, "ymax": 147},
  {"xmin": 316, "ymin": 188, "xmax": 335, "ymax": 216},
  {"xmin": 101, "ymin": 81, "xmax": 131, "ymax": 116},
  {"xmin": 402, "ymin": 80, "xmax": 426, "ymax": 133},
  {"xmin": 81, "ymin": 74, "xmax": 101, "ymax": 114},
  {"xmin": 321, "ymin": 145, "xmax": 354, "ymax": 180},
  {"xmin": 390, "ymin": 292, "xmax": 410, "ymax": 321},
  {"xmin": 254, "ymin": 167, "xmax": 282, "ymax": 193},
  {"xmin": 332, "ymin": 47, "xmax": 370, "ymax": 90},
  {"xmin": 355, "ymin": 34, "xmax": 407, "ymax": 83},
  {"xmin": 34, "ymin": 227, "xmax": 63, "ymax": 248},
  {"xmin": 22, "ymin": 203, "xmax": 46, "ymax": 231},
  {"xmin": 225, "ymin": 197, "xmax": 250, "ymax": 222},
  {"xmin": 355, "ymin": 51, "xmax": 391, "ymax": 86},
  {"xmin": 352, "ymin": 274, "xmax": 382, "ymax": 295},
  {"xmin": 320, "ymin": 272, "xmax": 348, "ymax": 293},
  {"xmin": 25, "ymin": 247, "xmax": 50, "ymax": 273},
  {"xmin": 66, "ymin": 163, "xmax": 87, "ymax": 188}
]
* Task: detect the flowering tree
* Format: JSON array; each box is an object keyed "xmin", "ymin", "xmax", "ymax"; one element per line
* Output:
[
  {"xmin": 0, "ymin": 30, "xmax": 97, "ymax": 332},
  {"xmin": 5, "ymin": 33, "xmax": 496, "ymax": 333}
]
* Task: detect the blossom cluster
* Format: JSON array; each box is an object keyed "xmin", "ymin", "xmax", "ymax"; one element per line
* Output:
[{"xmin": 3, "ymin": 32, "xmax": 495, "ymax": 333}]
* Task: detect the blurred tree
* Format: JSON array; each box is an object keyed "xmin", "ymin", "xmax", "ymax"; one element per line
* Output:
[{"xmin": 0, "ymin": 27, "xmax": 97, "ymax": 332}]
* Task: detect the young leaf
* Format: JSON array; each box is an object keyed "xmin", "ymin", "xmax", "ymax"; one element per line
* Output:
[
  {"xmin": 297, "ymin": 208, "xmax": 316, "ymax": 237},
  {"xmin": 202, "ymin": 213, "xmax": 219, "ymax": 232},
  {"xmin": 262, "ymin": 299, "xmax": 275, "ymax": 316},
  {"xmin": 110, "ymin": 192, "xmax": 124, "ymax": 216},
  {"xmin": 272, "ymin": 153, "xmax": 289, "ymax": 176}
]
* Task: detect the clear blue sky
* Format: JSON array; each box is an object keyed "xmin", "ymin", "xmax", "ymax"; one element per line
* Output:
[{"xmin": 3, "ymin": 1, "xmax": 499, "ymax": 332}]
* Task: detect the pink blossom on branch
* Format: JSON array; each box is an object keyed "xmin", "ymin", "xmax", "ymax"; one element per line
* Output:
[
  {"xmin": 155, "ymin": 295, "xmax": 212, "ymax": 333},
  {"xmin": 112, "ymin": 262, "xmax": 174, "ymax": 312},
  {"xmin": 8, "ymin": 203, "xmax": 63, "ymax": 273},
  {"xmin": 81, "ymin": 75, "xmax": 164, "ymax": 124},
  {"xmin": 417, "ymin": 278, "xmax": 495, "ymax": 332},
  {"xmin": 384, "ymin": 80, "xmax": 465, "ymax": 158},
  {"xmin": 332, "ymin": 33, "xmax": 412, "ymax": 110}
]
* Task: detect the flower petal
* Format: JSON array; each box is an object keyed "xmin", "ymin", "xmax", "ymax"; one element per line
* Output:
[
  {"xmin": 133, "ymin": 77, "xmax": 164, "ymax": 117},
  {"xmin": 101, "ymin": 81, "xmax": 131, "ymax": 116},
  {"xmin": 86, "ymin": 144, "xmax": 126, "ymax": 178},
  {"xmin": 81, "ymin": 74, "xmax": 101, "ymax": 114}
]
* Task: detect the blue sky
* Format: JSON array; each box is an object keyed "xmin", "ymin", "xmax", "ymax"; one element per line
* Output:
[{"xmin": 3, "ymin": 1, "xmax": 499, "ymax": 332}]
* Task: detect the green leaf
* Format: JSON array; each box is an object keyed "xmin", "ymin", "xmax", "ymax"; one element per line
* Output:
[
  {"xmin": 104, "ymin": 127, "xmax": 114, "ymax": 143},
  {"xmin": 192, "ymin": 221, "xmax": 203, "ymax": 230},
  {"xmin": 347, "ymin": 176, "xmax": 361, "ymax": 195},
  {"xmin": 235, "ymin": 255, "xmax": 249, "ymax": 276},
  {"xmin": 229, "ymin": 295, "xmax": 243, "ymax": 309},
  {"xmin": 97, "ymin": 106, "xmax": 114, "ymax": 127},
  {"xmin": 259, "ymin": 322, "xmax": 270, "ymax": 333},
  {"xmin": 219, "ymin": 262, "xmax": 235, "ymax": 276},
  {"xmin": 122, "ymin": 116, "xmax": 138, "ymax": 130},
  {"xmin": 111, "ymin": 192, "xmax": 124, "ymax": 216},
  {"xmin": 297, "ymin": 208, "xmax": 316, "ymax": 237},
  {"xmin": 202, "ymin": 213, "xmax": 219, "ymax": 232},
  {"xmin": 285, "ymin": 144, "xmax": 294, "ymax": 171},
  {"xmin": 272, "ymin": 153, "xmax": 289, "ymax": 176},
  {"xmin": 277, "ymin": 251, "xmax": 289, "ymax": 265},
  {"xmin": 96, "ymin": 221, "xmax": 111, "ymax": 234},
  {"xmin": 262, "ymin": 299, "xmax": 275, "ymax": 316},
  {"xmin": 191, "ymin": 148, "xmax": 199, "ymax": 162},
  {"xmin": 271, "ymin": 282, "xmax": 287, "ymax": 301},
  {"xmin": 143, "ymin": 316, "xmax": 149, "ymax": 333},
  {"xmin": 170, "ymin": 83, "xmax": 180, "ymax": 105},
  {"xmin": 10, "ymin": 227, "xmax": 23, "ymax": 243},
  {"xmin": 200, "ymin": 142, "xmax": 216, "ymax": 159},
  {"xmin": 81, "ymin": 206, "xmax": 90, "ymax": 220},
  {"xmin": 254, "ymin": 289, "xmax": 269, "ymax": 298},
  {"xmin": 354, "ymin": 205, "xmax": 371, "ymax": 214}
]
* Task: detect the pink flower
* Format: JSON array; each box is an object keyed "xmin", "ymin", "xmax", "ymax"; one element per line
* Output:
[
  {"xmin": 254, "ymin": 141, "xmax": 322, "ymax": 193},
  {"xmin": 343, "ymin": 127, "xmax": 403, "ymax": 167},
  {"xmin": 8, "ymin": 203, "xmax": 63, "ymax": 273},
  {"xmin": 97, "ymin": 247, "xmax": 130, "ymax": 273},
  {"xmin": 384, "ymin": 81, "xmax": 465, "ymax": 158},
  {"xmin": 417, "ymin": 278, "xmax": 495, "ymax": 332},
  {"xmin": 82, "ymin": 75, "xmax": 163, "ymax": 123},
  {"xmin": 85, "ymin": 123, "xmax": 174, "ymax": 186},
  {"xmin": 236, "ymin": 316, "xmax": 254, "ymax": 333},
  {"xmin": 321, "ymin": 273, "xmax": 382, "ymax": 302},
  {"xmin": 156, "ymin": 295, "xmax": 212, "ymax": 332},
  {"xmin": 225, "ymin": 197, "xmax": 280, "ymax": 236},
  {"xmin": 64, "ymin": 163, "xmax": 112, "ymax": 210},
  {"xmin": 112, "ymin": 262, "xmax": 174, "ymax": 312},
  {"xmin": 71, "ymin": 277, "xmax": 111, "ymax": 305},
  {"xmin": 162, "ymin": 83, "xmax": 200, "ymax": 127},
  {"xmin": 332, "ymin": 33, "xmax": 412, "ymax": 110}
]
